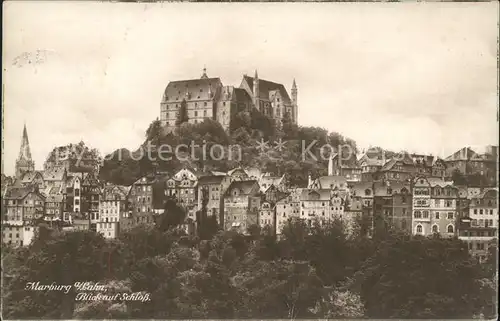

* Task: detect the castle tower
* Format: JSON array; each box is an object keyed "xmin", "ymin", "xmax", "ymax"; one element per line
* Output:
[
  {"xmin": 15, "ymin": 123, "xmax": 35, "ymax": 179},
  {"xmin": 253, "ymin": 69, "xmax": 260, "ymax": 110},
  {"xmin": 201, "ymin": 66, "xmax": 208, "ymax": 79},
  {"xmin": 291, "ymin": 78, "xmax": 298, "ymax": 124}
]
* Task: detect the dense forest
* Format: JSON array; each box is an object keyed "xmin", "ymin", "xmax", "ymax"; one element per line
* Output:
[{"xmin": 2, "ymin": 210, "xmax": 497, "ymax": 319}]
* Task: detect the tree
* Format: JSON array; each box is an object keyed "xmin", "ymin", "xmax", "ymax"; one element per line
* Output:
[
  {"xmin": 197, "ymin": 187, "xmax": 219, "ymax": 240},
  {"xmin": 176, "ymin": 99, "xmax": 189, "ymax": 126},
  {"xmin": 146, "ymin": 118, "xmax": 163, "ymax": 147},
  {"xmin": 156, "ymin": 199, "xmax": 187, "ymax": 232},
  {"xmin": 2, "ymin": 228, "xmax": 108, "ymax": 319},
  {"xmin": 353, "ymin": 234, "xmax": 488, "ymax": 318}
]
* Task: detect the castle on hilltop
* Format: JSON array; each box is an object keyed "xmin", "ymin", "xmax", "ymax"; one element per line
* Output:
[{"xmin": 160, "ymin": 68, "xmax": 298, "ymax": 132}]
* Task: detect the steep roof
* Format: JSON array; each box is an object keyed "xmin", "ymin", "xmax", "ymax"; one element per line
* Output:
[
  {"xmin": 102, "ymin": 185, "xmax": 130, "ymax": 200},
  {"xmin": 225, "ymin": 180, "xmax": 259, "ymax": 196},
  {"xmin": 349, "ymin": 181, "xmax": 374, "ymax": 197},
  {"xmin": 162, "ymin": 77, "xmax": 223, "ymax": 103},
  {"xmin": 4, "ymin": 185, "xmax": 43, "ymax": 200},
  {"xmin": 43, "ymin": 166, "xmax": 66, "ymax": 181},
  {"xmin": 198, "ymin": 175, "xmax": 225, "ymax": 185},
  {"xmin": 317, "ymin": 175, "xmax": 347, "ymax": 189},
  {"xmin": 242, "ymin": 75, "xmax": 292, "ymax": 105},
  {"xmin": 21, "ymin": 171, "xmax": 43, "ymax": 183},
  {"xmin": 445, "ymin": 147, "xmax": 478, "ymax": 161}
]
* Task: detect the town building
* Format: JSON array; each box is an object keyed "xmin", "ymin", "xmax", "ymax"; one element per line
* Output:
[
  {"xmin": 275, "ymin": 188, "xmax": 303, "ymax": 236},
  {"xmin": 258, "ymin": 201, "xmax": 275, "ymax": 231},
  {"xmin": 165, "ymin": 168, "xmax": 199, "ymax": 222},
  {"xmin": 223, "ymin": 180, "xmax": 261, "ymax": 233},
  {"xmin": 458, "ymin": 188, "xmax": 498, "ymax": 262},
  {"xmin": 372, "ymin": 181, "xmax": 412, "ymax": 235},
  {"xmin": 19, "ymin": 171, "xmax": 45, "ymax": 190},
  {"xmin": 63, "ymin": 175, "xmax": 82, "ymax": 221},
  {"xmin": 2, "ymin": 185, "xmax": 45, "ymax": 224},
  {"xmin": 412, "ymin": 176, "xmax": 458, "ymax": 237},
  {"xmin": 197, "ymin": 174, "xmax": 225, "ymax": 226},
  {"xmin": 299, "ymin": 189, "xmax": 348, "ymax": 228},
  {"xmin": 328, "ymin": 152, "xmax": 361, "ymax": 182},
  {"xmin": 122, "ymin": 175, "xmax": 158, "ymax": 231},
  {"xmin": 97, "ymin": 184, "xmax": 130, "ymax": 239},
  {"xmin": 81, "ymin": 172, "xmax": 101, "ymax": 230}
]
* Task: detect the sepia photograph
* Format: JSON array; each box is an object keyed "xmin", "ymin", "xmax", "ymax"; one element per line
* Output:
[{"xmin": 1, "ymin": 1, "xmax": 499, "ymax": 320}]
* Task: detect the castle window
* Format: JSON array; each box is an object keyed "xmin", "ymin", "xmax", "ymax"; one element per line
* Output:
[
  {"xmin": 194, "ymin": 111, "xmax": 198, "ymax": 117},
  {"xmin": 416, "ymin": 224, "xmax": 423, "ymax": 234},
  {"xmin": 447, "ymin": 224, "xmax": 454, "ymax": 233},
  {"xmin": 204, "ymin": 102, "xmax": 207, "ymax": 106},
  {"xmin": 204, "ymin": 110, "xmax": 207, "ymax": 116},
  {"xmin": 223, "ymin": 102, "xmax": 226, "ymax": 106}
]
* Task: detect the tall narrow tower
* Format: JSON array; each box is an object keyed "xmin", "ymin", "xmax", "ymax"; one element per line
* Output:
[
  {"xmin": 291, "ymin": 79, "xmax": 298, "ymax": 124},
  {"xmin": 15, "ymin": 123, "xmax": 35, "ymax": 179},
  {"xmin": 201, "ymin": 66, "xmax": 208, "ymax": 79},
  {"xmin": 253, "ymin": 70, "xmax": 260, "ymax": 110}
]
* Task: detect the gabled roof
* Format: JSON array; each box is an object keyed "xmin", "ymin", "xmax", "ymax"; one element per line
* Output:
[
  {"xmin": 21, "ymin": 171, "xmax": 44, "ymax": 183},
  {"xmin": 241, "ymin": 75, "xmax": 292, "ymax": 105},
  {"xmin": 372, "ymin": 181, "xmax": 411, "ymax": 196},
  {"xmin": 4, "ymin": 185, "xmax": 44, "ymax": 200},
  {"xmin": 329, "ymin": 152, "xmax": 359, "ymax": 168},
  {"xmin": 445, "ymin": 147, "xmax": 478, "ymax": 161},
  {"xmin": 259, "ymin": 174, "xmax": 285, "ymax": 193},
  {"xmin": 317, "ymin": 175, "xmax": 347, "ymax": 189},
  {"xmin": 102, "ymin": 184, "xmax": 130, "ymax": 200},
  {"xmin": 225, "ymin": 180, "xmax": 259, "ymax": 196},
  {"xmin": 198, "ymin": 175, "xmax": 225, "ymax": 185},
  {"xmin": 162, "ymin": 77, "xmax": 223, "ymax": 103},
  {"xmin": 43, "ymin": 166, "xmax": 66, "ymax": 181},
  {"xmin": 349, "ymin": 181, "xmax": 374, "ymax": 197}
]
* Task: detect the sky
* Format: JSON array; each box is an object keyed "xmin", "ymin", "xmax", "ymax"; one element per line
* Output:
[{"xmin": 2, "ymin": 2, "xmax": 499, "ymax": 176}]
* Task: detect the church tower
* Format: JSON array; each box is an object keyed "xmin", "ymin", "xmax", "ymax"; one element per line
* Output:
[
  {"xmin": 15, "ymin": 123, "xmax": 35, "ymax": 179},
  {"xmin": 253, "ymin": 69, "xmax": 260, "ymax": 111},
  {"xmin": 291, "ymin": 79, "xmax": 298, "ymax": 124}
]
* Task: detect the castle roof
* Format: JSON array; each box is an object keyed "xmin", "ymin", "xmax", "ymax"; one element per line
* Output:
[
  {"xmin": 162, "ymin": 77, "xmax": 223, "ymax": 103},
  {"xmin": 242, "ymin": 75, "xmax": 292, "ymax": 105}
]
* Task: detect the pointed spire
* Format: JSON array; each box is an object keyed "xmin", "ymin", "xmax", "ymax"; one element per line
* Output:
[
  {"xmin": 201, "ymin": 66, "xmax": 208, "ymax": 79},
  {"xmin": 19, "ymin": 122, "xmax": 32, "ymax": 161},
  {"xmin": 292, "ymin": 78, "xmax": 297, "ymax": 89},
  {"xmin": 254, "ymin": 69, "xmax": 258, "ymax": 80}
]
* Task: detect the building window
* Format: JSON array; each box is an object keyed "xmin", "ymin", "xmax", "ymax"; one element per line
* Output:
[
  {"xmin": 432, "ymin": 225, "xmax": 439, "ymax": 234},
  {"xmin": 204, "ymin": 102, "xmax": 207, "ymax": 106},
  {"xmin": 416, "ymin": 224, "xmax": 423, "ymax": 235},
  {"xmin": 447, "ymin": 212, "xmax": 454, "ymax": 220},
  {"xmin": 435, "ymin": 212, "xmax": 440, "ymax": 219},
  {"xmin": 447, "ymin": 224, "xmax": 454, "ymax": 234}
]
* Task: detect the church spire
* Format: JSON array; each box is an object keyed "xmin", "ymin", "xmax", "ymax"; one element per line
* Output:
[
  {"xmin": 19, "ymin": 122, "xmax": 32, "ymax": 161},
  {"xmin": 15, "ymin": 123, "xmax": 35, "ymax": 178}
]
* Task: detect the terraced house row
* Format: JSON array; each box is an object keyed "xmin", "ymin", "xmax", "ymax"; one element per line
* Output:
[{"xmin": 1, "ymin": 125, "xmax": 498, "ymax": 263}]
